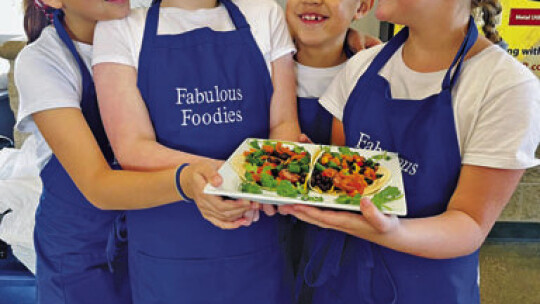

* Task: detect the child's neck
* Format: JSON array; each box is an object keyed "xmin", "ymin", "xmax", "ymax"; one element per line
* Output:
[
  {"xmin": 295, "ymin": 39, "xmax": 348, "ymax": 68},
  {"xmin": 62, "ymin": 13, "xmax": 96, "ymax": 45},
  {"xmin": 162, "ymin": 0, "xmax": 218, "ymax": 10},
  {"xmin": 402, "ymin": 16, "xmax": 484, "ymax": 73}
]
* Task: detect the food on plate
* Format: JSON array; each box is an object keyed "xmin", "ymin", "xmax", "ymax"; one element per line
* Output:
[
  {"xmin": 310, "ymin": 147, "xmax": 391, "ymax": 197},
  {"xmin": 234, "ymin": 140, "xmax": 318, "ymax": 198}
]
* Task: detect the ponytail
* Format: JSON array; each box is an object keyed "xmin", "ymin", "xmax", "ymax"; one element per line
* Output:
[
  {"xmin": 472, "ymin": 0, "xmax": 503, "ymax": 44},
  {"xmin": 23, "ymin": 0, "xmax": 52, "ymax": 44}
]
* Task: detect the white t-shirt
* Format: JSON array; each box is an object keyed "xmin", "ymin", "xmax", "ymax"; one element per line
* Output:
[
  {"xmin": 14, "ymin": 26, "xmax": 93, "ymax": 170},
  {"xmin": 296, "ymin": 62, "xmax": 346, "ymax": 99},
  {"xmin": 321, "ymin": 44, "xmax": 540, "ymax": 169},
  {"xmin": 93, "ymin": 0, "xmax": 296, "ymax": 75}
]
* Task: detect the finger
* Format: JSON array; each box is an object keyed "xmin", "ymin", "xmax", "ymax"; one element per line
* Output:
[
  {"xmin": 290, "ymin": 205, "xmax": 366, "ymax": 231},
  {"xmin": 287, "ymin": 207, "xmax": 334, "ymax": 229},
  {"xmin": 278, "ymin": 205, "xmax": 293, "ymax": 215},
  {"xmin": 360, "ymin": 198, "xmax": 394, "ymax": 233},
  {"xmin": 253, "ymin": 209, "xmax": 260, "ymax": 222},
  {"xmin": 242, "ymin": 209, "xmax": 255, "ymax": 226},
  {"xmin": 210, "ymin": 217, "xmax": 248, "ymax": 230},
  {"xmin": 298, "ymin": 133, "xmax": 313, "ymax": 143},
  {"xmin": 261, "ymin": 204, "xmax": 277, "ymax": 217},
  {"xmin": 210, "ymin": 197, "xmax": 252, "ymax": 213},
  {"xmin": 199, "ymin": 163, "xmax": 223, "ymax": 187}
]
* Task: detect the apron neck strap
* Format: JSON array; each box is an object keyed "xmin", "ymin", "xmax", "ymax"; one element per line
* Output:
[
  {"xmin": 53, "ymin": 10, "xmax": 92, "ymax": 91},
  {"xmin": 442, "ymin": 15, "xmax": 478, "ymax": 90},
  {"xmin": 147, "ymin": 0, "xmax": 249, "ymax": 39},
  {"xmin": 360, "ymin": 26, "xmax": 409, "ymax": 82},
  {"xmin": 361, "ymin": 16, "xmax": 478, "ymax": 91}
]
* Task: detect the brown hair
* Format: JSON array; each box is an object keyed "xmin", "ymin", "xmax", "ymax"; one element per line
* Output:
[
  {"xmin": 472, "ymin": 0, "xmax": 503, "ymax": 44},
  {"xmin": 23, "ymin": 0, "xmax": 50, "ymax": 43}
]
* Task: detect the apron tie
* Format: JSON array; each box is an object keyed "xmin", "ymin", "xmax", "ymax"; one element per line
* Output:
[
  {"xmin": 106, "ymin": 213, "xmax": 128, "ymax": 273},
  {"xmin": 369, "ymin": 243, "xmax": 398, "ymax": 304},
  {"xmin": 303, "ymin": 229, "xmax": 347, "ymax": 288}
]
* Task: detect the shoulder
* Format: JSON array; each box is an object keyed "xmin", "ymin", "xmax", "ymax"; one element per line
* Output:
[
  {"xmin": 96, "ymin": 7, "xmax": 148, "ymax": 33},
  {"xmin": 462, "ymin": 46, "xmax": 538, "ymax": 95},
  {"xmin": 342, "ymin": 44, "xmax": 385, "ymax": 80},
  {"xmin": 233, "ymin": 0, "xmax": 284, "ymax": 24},
  {"xmin": 233, "ymin": 0, "xmax": 282, "ymax": 13},
  {"xmin": 15, "ymin": 27, "xmax": 72, "ymax": 80}
]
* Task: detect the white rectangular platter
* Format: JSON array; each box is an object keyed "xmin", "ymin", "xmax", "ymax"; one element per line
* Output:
[{"xmin": 204, "ymin": 138, "xmax": 407, "ymax": 216}]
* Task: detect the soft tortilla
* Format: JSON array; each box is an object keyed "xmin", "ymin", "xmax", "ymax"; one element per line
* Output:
[{"xmin": 308, "ymin": 156, "xmax": 392, "ymax": 196}]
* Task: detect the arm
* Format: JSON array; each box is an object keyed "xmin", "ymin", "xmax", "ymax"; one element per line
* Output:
[
  {"xmin": 33, "ymin": 108, "xmax": 180, "ymax": 210},
  {"xmin": 93, "ymin": 63, "xmax": 255, "ymax": 227},
  {"xmin": 331, "ymin": 118, "xmax": 346, "ymax": 146},
  {"xmin": 93, "ymin": 63, "xmax": 210, "ymax": 170},
  {"xmin": 34, "ymin": 108, "xmax": 250, "ymax": 229},
  {"xmin": 281, "ymin": 165, "xmax": 524, "ymax": 259},
  {"xmin": 268, "ymin": 54, "xmax": 301, "ymax": 141}
]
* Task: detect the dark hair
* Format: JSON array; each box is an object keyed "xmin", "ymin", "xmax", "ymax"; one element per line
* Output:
[
  {"xmin": 472, "ymin": 0, "xmax": 503, "ymax": 43},
  {"xmin": 23, "ymin": 0, "xmax": 50, "ymax": 43}
]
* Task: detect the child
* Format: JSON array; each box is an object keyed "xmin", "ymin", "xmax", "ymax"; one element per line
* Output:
[
  {"xmin": 92, "ymin": 0, "xmax": 300, "ymax": 303},
  {"xmin": 287, "ymin": 0, "xmax": 377, "ymax": 145},
  {"xmin": 281, "ymin": 0, "xmax": 540, "ymax": 303},
  {"xmin": 15, "ymin": 0, "xmax": 256, "ymax": 302},
  {"xmin": 284, "ymin": 1, "xmax": 377, "ymax": 301}
]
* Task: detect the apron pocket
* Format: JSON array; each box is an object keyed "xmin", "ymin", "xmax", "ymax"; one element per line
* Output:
[
  {"xmin": 61, "ymin": 253, "xmax": 131, "ymax": 304},
  {"xmin": 134, "ymin": 243, "xmax": 294, "ymax": 304}
]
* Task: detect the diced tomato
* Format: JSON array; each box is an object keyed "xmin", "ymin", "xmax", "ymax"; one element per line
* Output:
[
  {"xmin": 321, "ymin": 155, "xmax": 330, "ymax": 165},
  {"xmin": 364, "ymin": 167, "xmax": 376, "ymax": 180},
  {"xmin": 262, "ymin": 145, "xmax": 274, "ymax": 153},
  {"xmin": 322, "ymin": 168, "xmax": 338, "ymax": 178},
  {"xmin": 291, "ymin": 154, "xmax": 305, "ymax": 161},
  {"xmin": 252, "ymin": 174, "xmax": 261, "ymax": 182},
  {"xmin": 279, "ymin": 169, "xmax": 300, "ymax": 183}
]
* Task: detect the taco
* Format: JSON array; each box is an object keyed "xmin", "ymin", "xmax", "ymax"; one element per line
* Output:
[
  {"xmin": 232, "ymin": 140, "xmax": 313, "ymax": 191},
  {"xmin": 309, "ymin": 147, "xmax": 391, "ymax": 197}
]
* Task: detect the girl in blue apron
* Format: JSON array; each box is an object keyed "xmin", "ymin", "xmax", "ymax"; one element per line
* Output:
[
  {"xmin": 17, "ymin": 1, "xmax": 248, "ymax": 303},
  {"xmin": 92, "ymin": 0, "xmax": 300, "ymax": 303},
  {"xmin": 281, "ymin": 0, "xmax": 540, "ymax": 303}
]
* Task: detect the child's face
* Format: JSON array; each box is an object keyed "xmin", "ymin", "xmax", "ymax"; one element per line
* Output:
[
  {"xmin": 286, "ymin": 0, "xmax": 365, "ymax": 48},
  {"xmin": 374, "ymin": 0, "xmax": 459, "ymax": 26},
  {"xmin": 46, "ymin": 0, "xmax": 131, "ymax": 22}
]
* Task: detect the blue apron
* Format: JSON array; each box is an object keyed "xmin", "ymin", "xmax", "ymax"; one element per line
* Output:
[
  {"xmin": 128, "ymin": 1, "xmax": 294, "ymax": 303},
  {"xmin": 294, "ymin": 45, "xmax": 354, "ymax": 302},
  {"xmin": 33, "ymin": 10, "xmax": 131, "ymax": 304},
  {"xmin": 299, "ymin": 18, "xmax": 480, "ymax": 304}
]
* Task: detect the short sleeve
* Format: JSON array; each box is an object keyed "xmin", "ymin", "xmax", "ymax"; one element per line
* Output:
[
  {"xmin": 319, "ymin": 62, "xmax": 353, "ymax": 121},
  {"xmin": 93, "ymin": 17, "xmax": 138, "ymax": 67},
  {"xmin": 319, "ymin": 46, "xmax": 381, "ymax": 121},
  {"xmin": 267, "ymin": 1, "xmax": 295, "ymax": 62},
  {"xmin": 462, "ymin": 78, "xmax": 540, "ymax": 169},
  {"xmin": 15, "ymin": 47, "xmax": 81, "ymax": 133}
]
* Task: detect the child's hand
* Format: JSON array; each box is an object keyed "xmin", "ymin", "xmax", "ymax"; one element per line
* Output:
[
  {"xmin": 346, "ymin": 29, "xmax": 382, "ymax": 54},
  {"xmin": 180, "ymin": 160, "xmax": 256, "ymax": 229},
  {"xmin": 280, "ymin": 198, "xmax": 399, "ymax": 237}
]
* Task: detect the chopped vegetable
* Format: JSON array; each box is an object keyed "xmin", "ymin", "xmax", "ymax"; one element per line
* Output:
[
  {"xmin": 335, "ymin": 194, "xmax": 363, "ymax": 205},
  {"xmin": 240, "ymin": 182, "xmax": 262, "ymax": 194},
  {"xmin": 371, "ymin": 186, "xmax": 402, "ymax": 211},
  {"xmin": 261, "ymin": 173, "xmax": 278, "ymax": 189},
  {"xmin": 249, "ymin": 140, "xmax": 261, "ymax": 150},
  {"xmin": 276, "ymin": 180, "xmax": 300, "ymax": 198}
]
